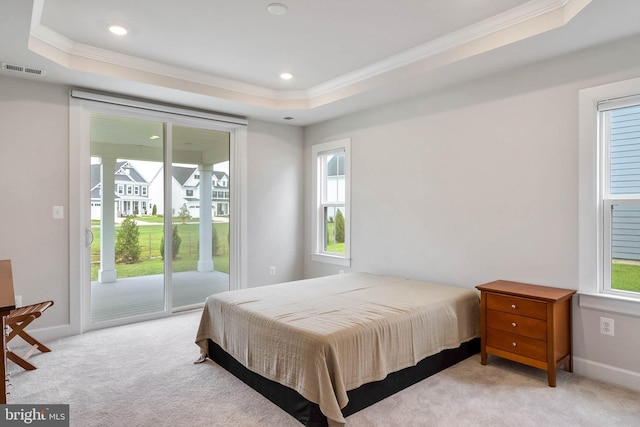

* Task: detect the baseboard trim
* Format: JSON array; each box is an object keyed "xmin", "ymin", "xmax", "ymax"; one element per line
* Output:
[{"xmin": 573, "ymin": 356, "xmax": 640, "ymax": 392}]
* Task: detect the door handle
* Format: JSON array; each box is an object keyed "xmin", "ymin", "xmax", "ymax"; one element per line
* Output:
[{"xmin": 85, "ymin": 228, "xmax": 94, "ymax": 246}]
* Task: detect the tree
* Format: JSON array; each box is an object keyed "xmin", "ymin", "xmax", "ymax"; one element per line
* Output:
[
  {"xmin": 115, "ymin": 216, "xmax": 141, "ymax": 264},
  {"xmin": 178, "ymin": 203, "xmax": 191, "ymax": 223},
  {"xmin": 152, "ymin": 204, "xmax": 157, "ymax": 216},
  {"xmin": 160, "ymin": 225, "xmax": 182, "ymax": 260},
  {"xmin": 335, "ymin": 209, "xmax": 345, "ymax": 243}
]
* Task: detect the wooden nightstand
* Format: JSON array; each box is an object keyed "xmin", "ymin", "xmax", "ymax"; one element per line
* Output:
[{"xmin": 476, "ymin": 280, "xmax": 576, "ymax": 387}]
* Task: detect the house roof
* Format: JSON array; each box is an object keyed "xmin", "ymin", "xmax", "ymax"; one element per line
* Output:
[
  {"xmin": 115, "ymin": 161, "xmax": 148, "ymax": 184},
  {"xmin": 327, "ymin": 153, "xmax": 344, "ymax": 177},
  {"xmin": 91, "ymin": 161, "xmax": 149, "ymax": 185},
  {"xmin": 173, "ymin": 166, "xmax": 229, "ymax": 187},
  {"xmin": 173, "ymin": 166, "xmax": 196, "ymax": 187}
]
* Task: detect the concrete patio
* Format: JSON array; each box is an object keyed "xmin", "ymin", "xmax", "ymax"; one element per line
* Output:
[{"xmin": 90, "ymin": 270, "xmax": 229, "ymax": 323}]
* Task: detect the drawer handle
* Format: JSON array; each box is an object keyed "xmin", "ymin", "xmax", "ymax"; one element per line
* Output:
[
  {"xmin": 511, "ymin": 322, "xmax": 517, "ymax": 327},
  {"xmin": 511, "ymin": 304, "xmax": 517, "ymax": 309},
  {"xmin": 512, "ymin": 342, "xmax": 517, "ymax": 347}
]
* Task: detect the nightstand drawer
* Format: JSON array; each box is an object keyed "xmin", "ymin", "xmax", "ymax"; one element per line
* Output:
[
  {"xmin": 487, "ymin": 328, "xmax": 547, "ymax": 362},
  {"xmin": 486, "ymin": 293, "xmax": 546, "ymax": 320},
  {"xmin": 486, "ymin": 310, "xmax": 547, "ymax": 340}
]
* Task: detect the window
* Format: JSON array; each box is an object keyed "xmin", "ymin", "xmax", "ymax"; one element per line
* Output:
[
  {"xmin": 579, "ymin": 76, "xmax": 640, "ymax": 311},
  {"xmin": 117, "ymin": 185, "xmax": 124, "ymax": 195},
  {"xmin": 186, "ymin": 189, "xmax": 193, "ymax": 197},
  {"xmin": 600, "ymin": 100, "xmax": 640, "ymax": 297},
  {"xmin": 126, "ymin": 185, "xmax": 132, "ymax": 195},
  {"xmin": 311, "ymin": 138, "xmax": 351, "ymax": 266},
  {"xmin": 134, "ymin": 186, "xmax": 140, "ymax": 196},
  {"xmin": 141, "ymin": 186, "xmax": 147, "ymax": 196}
]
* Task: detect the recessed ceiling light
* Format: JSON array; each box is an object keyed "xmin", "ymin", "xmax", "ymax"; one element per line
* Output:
[
  {"xmin": 109, "ymin": 25, "xmax": 128, "ymax": 36},
  {"xmin": 280, "ymin": 72, "xmax": 293, "ymax": 80},
  {"xmin": 149, "ymin": 135, "xmax": 160, "ymax": 140},
  {"xmin": 267, "ymin": 3, "xmax": 288, "ymax": 16}
]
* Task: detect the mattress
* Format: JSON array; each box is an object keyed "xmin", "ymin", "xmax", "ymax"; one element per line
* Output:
[{"xmin": 195, "ymin": 272, "xmax": 480, "ymax": 426}]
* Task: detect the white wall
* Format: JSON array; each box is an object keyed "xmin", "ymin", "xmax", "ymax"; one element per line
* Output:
[
  {"xmin": 246, "ymin": 120, "xmax": 305, "ymax": 287},
  {"xmin": 0, "ymin": 77, "xmax": 70, "ymax": 326},
  {"xmin": 304, "ymin": 34, "xmax": 640, "ymax": 389}
]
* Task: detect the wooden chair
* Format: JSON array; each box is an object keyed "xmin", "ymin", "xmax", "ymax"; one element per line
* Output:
[
  {"xmin": 0, "ymin": 260, "xmax": 54, "ymax": 370},
  {"xmin": 0, "ymin": 259, "xmax": 16, "ymax": 403},
  {"xmin": 5, "ymin": 300, "xmax": 54, "ymax": 370}
]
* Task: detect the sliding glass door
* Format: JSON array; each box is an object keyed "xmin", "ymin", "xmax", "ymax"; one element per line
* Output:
[
  {"xmin": 79, "ymin": 99, "xmax": 237, "ymax": 329},
  {"xmin": 170, "ymin": 124, "xmax": 231, "ymax": 309},
  {"xmin": 89, "ymin": 113, "xmax": 167, "ymax": 323}
]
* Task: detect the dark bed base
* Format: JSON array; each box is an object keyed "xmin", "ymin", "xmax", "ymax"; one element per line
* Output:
[{"xmin": 206, "ymin": 337, "xmax": 480, "ymax": 426}]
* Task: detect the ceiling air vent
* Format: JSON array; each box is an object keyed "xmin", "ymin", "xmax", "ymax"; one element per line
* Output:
[{"xmin": 2, "ymin": 62, "xmax": 45, "ymax": 76}]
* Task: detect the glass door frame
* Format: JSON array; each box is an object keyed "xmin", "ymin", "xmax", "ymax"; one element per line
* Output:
[{"xmin": 69, "ymin": 91, "xmax": 248, "ymax": 334}]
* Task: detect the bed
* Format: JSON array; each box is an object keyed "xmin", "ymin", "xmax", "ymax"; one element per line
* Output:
[{"xmin": 195, "ymin": 272, "xmax": 480, "ymax": 426}]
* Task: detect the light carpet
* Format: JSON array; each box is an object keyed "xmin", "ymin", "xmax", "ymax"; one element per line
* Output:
[{"xmin": 7, "ymin": 310, "xmax": 640, "ymax": 426}]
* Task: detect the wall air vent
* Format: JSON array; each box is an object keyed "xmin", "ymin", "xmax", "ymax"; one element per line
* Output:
[{"xmin": 2, "ymin": 62, "xmax": 46, "ymax": 76}]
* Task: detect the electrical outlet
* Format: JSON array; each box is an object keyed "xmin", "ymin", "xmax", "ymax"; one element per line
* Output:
[
  {"xmin": 600, "ymin": 317, "xmax": 614, "ymax": 336},
  {"xmin": 269, "ymin": 266, "xmax": 276, "ymax": 276}
]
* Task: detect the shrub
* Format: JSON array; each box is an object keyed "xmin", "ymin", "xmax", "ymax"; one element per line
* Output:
[
  {"xmin": 152, "ymin": 204, "xmax": 157, "ymax": 216},
  {"xmin": 160, "ymin": 225, "xmax": 182, "ymax": 260},
  {"xmin": 212, "ymin": 225, "xmax": 220, "ymax": 256},
  {"xmin": 115, "ymin": 216, "xmax": 142, "ymax": 264},
  {"xmin": 335, "ymin": 209, "xmax": 345, "ymax": 243},
  {"xmin": 198, "ymin": 224, "xmax": 220, "ymax": 255}
]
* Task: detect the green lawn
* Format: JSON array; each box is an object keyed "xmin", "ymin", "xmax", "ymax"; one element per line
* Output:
[
  {"xmin": 91, "ymin": 217, "xmax": 229, "ymax": 280},
  {"xmin": 611, "ymin": 262, "xmax": 640, "ymax": 293},
  {"xmin": 325, "ymin": 222, "xmax": 345, "ymax": 254}
]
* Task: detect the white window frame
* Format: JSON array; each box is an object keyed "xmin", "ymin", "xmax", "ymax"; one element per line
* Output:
[
  {"xmin": 579, "ymin": 76, "xmax": 640, "ymax": 316},
  {"xmin": 311, "ymin": 138, "xmax": 351, "ymax": 267},
  {"xmin": 600, "ymin": 101, "xmax": 640, "ymax": 297}
]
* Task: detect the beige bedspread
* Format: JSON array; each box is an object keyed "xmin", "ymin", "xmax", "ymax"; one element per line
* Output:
[{"xmin": 195, "ymin": 272, "xmax": 480, "ymax": 426}]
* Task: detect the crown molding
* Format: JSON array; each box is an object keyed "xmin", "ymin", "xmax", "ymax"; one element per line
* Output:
[
  {"xmin": 307, "ymin": 0, "xmax": 587, "ymax": 98},
  {"xmin": 29, "ymin": 24, "xmax": 284, "ymax": 100}
]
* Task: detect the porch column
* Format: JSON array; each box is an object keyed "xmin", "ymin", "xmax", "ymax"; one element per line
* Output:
[
  {"xmin": 197, "ymin": 164, "xmax": 214, "ymax": 272},
  {"xmin": 99, "ymin": 156, "xmax": 117, "ymax": 283}
]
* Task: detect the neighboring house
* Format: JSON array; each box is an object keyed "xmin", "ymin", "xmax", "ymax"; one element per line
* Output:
[
  {"xmin": 90, "ymin": 161, "xmax": 151, "ymax": 220},
  {"xmin": 149, "ymin": 165, "xmax": 229, "ymax": 219},
  {"xmin": 611, "ymin": 107, "xmax": 640, "ymax": 261}
]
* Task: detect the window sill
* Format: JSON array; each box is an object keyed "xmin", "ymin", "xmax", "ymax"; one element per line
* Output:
[
  {"xmin": 578, "ymin": 292, "xmax": 640, "ymax": 318},
  {"xmin": 311, "ymin": 253, "xmax": 351, "ymax": 267}
]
